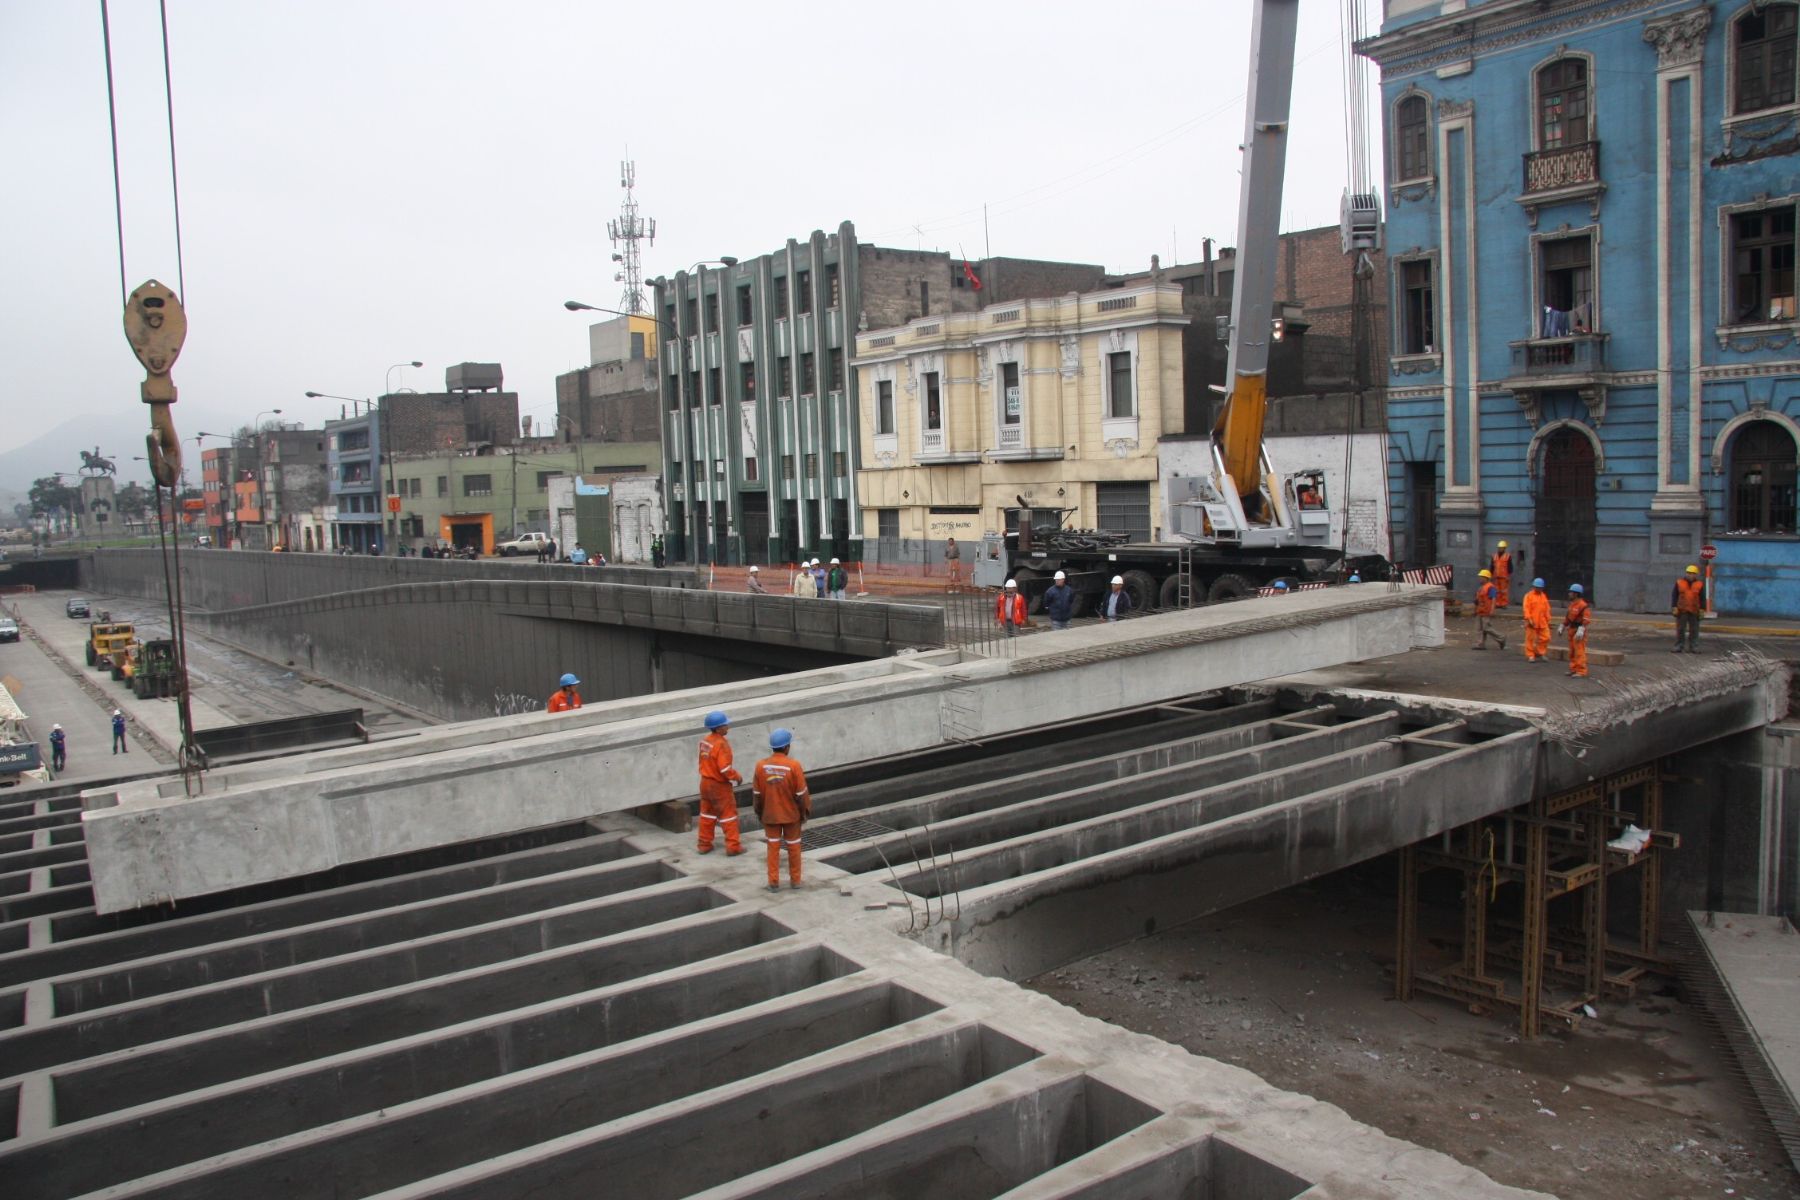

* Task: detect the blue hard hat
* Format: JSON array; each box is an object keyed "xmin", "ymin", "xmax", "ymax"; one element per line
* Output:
[
  {"xmin": 1274, "ymin": 580, "xmax": 1289, "ymax": 591},
  {"xmin": 559, "ymin": 673, "xmax": 579, "ymax": 687},
  {"xmin": 704, "ymin": 710, "xmax": 730, "ymax": 730},
  {"xmin": 769, "ymin": 727, "xmax": 793, "ymax": 750},
  {"xmin": 1532, "ymin": 577, "xmax": 1546, "ymax": 588},
  {"xmin": 1568, "ymin": 583, "xmax": 1584, "ymax": 595},
  {"xmin": 1348, "ymin": 574, "xmax": 1361, "ymax": 583}
]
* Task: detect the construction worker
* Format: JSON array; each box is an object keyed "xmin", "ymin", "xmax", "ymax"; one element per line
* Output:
[
  {"xmin": 1490, "ymin": 540, "xmax": 1513, "ymax": 607},
  {"xmin": 1672, "ymin": 565, "xmax": 1705, "ymax": 653},
  {"xmin": 791, "ymin": 562, "xmax": 817, "ymax": 599},
  {"xmin": 1472, "ymin": 569, "xmax": 1505, "ymax": 650},
  {"xmin": 696, "ymin": 710, "xmax": 745, "ymax": 855},
  {"xmin": 746, "ymin": 565, "xmax": 768, "ymax": 594},
  {"xmin": 752, "ymin": 727, "xmax": 811, "ymax": 891},
  {"xmin": 1099, "ymin": 575, "xmax": 1133, "ymax": 621},
  {"xmin": 49, "ymin": 724, "xmax": 66, "ymax": 772},
  {"xmin": 111, "ymin": 709, "xmax": 128, "ymax": 754},
  {"xmin": 997, "ymin": 579, "xmax": 1029, "ymax": 636},
  {"xmin": 827, "ymin": 558, "xmax": 848, "ymax": 601},
  {"xmin": 810, "ymin": 558, "xmax": 827, "ymax": 596},
  {"xmin": 1522, "ymin": 577, "xmax": 1552, "ymax": 663},
  {"xmin": 1270, "ymin": 580, "xmax": 1290, "ymax": 595},
  {"xmin": 1043, "ymin": 570, "xmax": 1075, "ymax": 630},
  {"xmin": 1562, "ymin": 583, "xmax": 1592, "ymax": 678},
  {"xmin": 547, "ymin": 673, "xmax": 582, "ymax": 712}
]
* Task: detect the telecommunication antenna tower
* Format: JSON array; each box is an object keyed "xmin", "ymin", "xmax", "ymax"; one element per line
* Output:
[{"xmin": 607, "ymin": 160, "xmax": 656, "ymax": 314}]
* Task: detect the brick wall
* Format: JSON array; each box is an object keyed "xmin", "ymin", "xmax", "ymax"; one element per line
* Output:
[
  {"xmin": 854, "ymin": 247, "xmax": 1106, "ymax": 330},
  {"xmin": 555, "ymin": 363, "xmax": 662, "ymax": 444},
  {"xmin": 385, "ymin": 392, "xmax": 521, "ymax": 453}
]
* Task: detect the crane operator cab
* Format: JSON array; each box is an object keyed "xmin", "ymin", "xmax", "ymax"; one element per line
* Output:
[
  {"xmin": 1287, "ymin": 469, "xmax": 1331, "ymax": 539},
  {"xmin": 973, "ymin": 532, "xmax": 1009, "ymax": 589}
]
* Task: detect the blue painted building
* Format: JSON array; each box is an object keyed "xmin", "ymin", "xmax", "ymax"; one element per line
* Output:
[
  {"xmin": 1361, "ymin": 0, "xmax": 1799, "ymax": 615},
  {"xmin": 326, "ymin": 409, "xmax": 384, "ymax": 554}
]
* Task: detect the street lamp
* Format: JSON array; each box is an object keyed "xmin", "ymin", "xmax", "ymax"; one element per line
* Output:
[
  {"xmin": 306, "ymin": 389, "xmax": 388, "ymax": 551},
  {"xmin": 385, "ymin": 360, "xmax": 423, "ymax": 396}
]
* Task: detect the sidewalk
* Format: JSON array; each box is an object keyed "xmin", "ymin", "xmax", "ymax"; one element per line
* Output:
[{"xmin": 701, "ymin": 562, "xmax": 972, "ymax": 599}]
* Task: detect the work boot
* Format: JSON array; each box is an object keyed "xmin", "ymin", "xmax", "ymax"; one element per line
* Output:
[
  {"xmin": 766, "ymin": 883, "xmax": 779, "ymax": 893},
  {"xmin": 726, "ymin": 848, "xmax": 745, "ymax": 857},
  {"xmin": 1671, "ymin": 646, "xmax": 1683, "ymax": 654},
  {"xmin": 697, "ymin": 845, "xmax": 714, "ymax": 854},
  {"xmin": 789, "ymin": 879, "xmax": 803, "ymax": 889},
  {"xmin": 1498, "ymin": 636, "xmax": 1507, "ymax": 650}
]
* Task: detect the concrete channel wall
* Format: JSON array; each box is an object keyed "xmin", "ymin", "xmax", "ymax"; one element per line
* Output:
[
  {"xmin": 85, "ymin": 549, "xmax": 944, "ymax": 722},
  {"xmin": 82, "ymin": 586, "xmax": 1447, "ymax": 913}
]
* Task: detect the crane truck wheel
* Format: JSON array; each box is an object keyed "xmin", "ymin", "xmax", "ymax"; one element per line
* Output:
[
  {"xmin": 1158, "ymin": 574, "xmax": 1185, "ymax": 610},
  {"xmin": 1011, "ymin": 568, "xmax": 1044, "ymax": 613},
  {"xmin": 1206, "ymin": 573, "xmax": 1256, "ymax": 604},
  {"xmin": 1121, "ymin": 570, "xmax": 1158, "ymax": 612}
]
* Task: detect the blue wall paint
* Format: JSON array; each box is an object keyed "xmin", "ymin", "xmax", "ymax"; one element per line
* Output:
[{"xmin": 1369, "ymin": 0, "xmax": 1800, "ymax": 615}]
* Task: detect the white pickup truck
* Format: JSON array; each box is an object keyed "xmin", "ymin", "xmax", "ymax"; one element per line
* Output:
[{"xmin": 496, "ymin": 531, "xmax": 554, "ymax": 556}]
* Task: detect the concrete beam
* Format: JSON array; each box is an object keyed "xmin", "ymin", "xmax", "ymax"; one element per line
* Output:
[{"xmin": 82, "ymin": 587, "xmax": 1443, "ymax": 913}]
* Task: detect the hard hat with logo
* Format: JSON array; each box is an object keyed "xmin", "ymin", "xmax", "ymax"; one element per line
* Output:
[
  {"xmin": 1532, "ymin": 577, "xmax": 1546, "ymax": 588},
  {"xmin": 559, "ymin": 673, "xmax": 579, "ymax": 687},
  {"xmin": 1686, "ymin": 564, "xmax": 1700, "ymax": 574},
  {"xmin": 1568, "ymin": 583, "xmax": 1584, "ymax": 595},
  {"xmin": 704, "ymin": 710, "xmax": 730, "ymax": 730},
  {"xmin": 1478, "ymin": 568, "xmax": 1492, "ymax": 578},
  {"xmin": 769, "ymin": 728, "xmax": 793, "ymax": 750}
]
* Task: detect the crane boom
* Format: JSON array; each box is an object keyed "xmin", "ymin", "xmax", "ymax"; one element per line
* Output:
[{"xmin": 1213, "ymin": 0, "xmax": 1300, "ymax": 503}]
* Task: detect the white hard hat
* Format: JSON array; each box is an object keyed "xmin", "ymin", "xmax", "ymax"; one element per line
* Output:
[
  {"xmin": 1004, "ymin": 579, "xmax": 1017, "ymax": 588},
  {"xmin": 113, "ymin": 709, "xmax": 122, "ymax": 716},
  {"xmin": 1111, "ymin": 575, "xmax": 1124, "ymax": 586},
  {"xmin": 1053, "ymin": 570, "xmax": 1066, "ymax": 580},
  {"xmin": 830, "ymin": 558, "xmax": 840, "ymax": 565},
  {"xmin": 749, "ymin": 565, "xmax": 758, "ymax": 572},
  {"xmin": 52, "ymin": 723, "xmax": 62, "ymax": 730}
]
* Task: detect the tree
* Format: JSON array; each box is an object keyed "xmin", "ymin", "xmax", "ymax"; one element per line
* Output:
[
  {"xmin": 28, "ymin": 476, "xmax": 80, "ymax": 518},
  {"xmin": 115, "ymin": 481, "xmax": 152, "ymax": 520}
]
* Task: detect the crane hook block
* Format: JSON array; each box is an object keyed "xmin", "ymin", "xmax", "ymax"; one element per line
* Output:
[{"xmin": 123, "ymin": 279, "xmax": 187, "ymax": 404}]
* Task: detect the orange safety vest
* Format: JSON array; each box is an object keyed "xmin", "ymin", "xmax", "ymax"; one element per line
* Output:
[
  {"xmin": 752, "ymin": 754, "xmax": 811, "ymax": 825},
  {"xmin": 547, "ymin": 689, "xmax": 582, "ymax": 713},
  {"xmin": 1562, "ymin": 598, "xmax": 1591, "ymax": 632},
  {"xmin": 1491, "ymin": 551, "xmax": 1512, "ymax": 579},
  {"xmin": 996, "ymin": 591, "xmax": 1027, "ymax": 625},
  {"xmin": 1474, "ymin": 582, "xmax": 1497, "ymax": 616},
  {"xmin": 1673, "ymin": 578, "xmax": 1705, "ymax": 614},
  {"xmin": 698, "ymin": 732, "xmax": 741, "ymax": 789},
  {"xmin": 1522, "ymin": 589, "xmax": 1551, "ymax": 628}
]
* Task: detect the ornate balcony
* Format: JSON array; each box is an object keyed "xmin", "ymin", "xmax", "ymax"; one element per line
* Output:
[
  {"xmin": 1509, "ymin": 332, "xmax": 1607, "ymax": 376},
  {"xmin": 1523, "ymin": 141, "xmax": 1599, "ymax": 193}
]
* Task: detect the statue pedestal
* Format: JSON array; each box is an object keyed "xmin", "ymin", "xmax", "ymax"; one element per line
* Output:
[{"xmin": 79, "ymin": 476, "xmax": 117, "ymax": 540}]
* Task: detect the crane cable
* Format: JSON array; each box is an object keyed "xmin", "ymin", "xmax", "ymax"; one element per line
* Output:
[{"xmin": 100, "ymin": 0, "xmax": 203, "ymax": 788}]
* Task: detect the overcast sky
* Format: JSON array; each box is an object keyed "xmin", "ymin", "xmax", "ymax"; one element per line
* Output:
[{"xmin": 1, "ymin": 0, "xmax": 1378, "ymax": 471}]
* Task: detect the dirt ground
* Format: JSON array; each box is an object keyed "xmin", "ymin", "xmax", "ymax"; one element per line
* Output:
[{"xmin": 1026, "ymin": 866, "xmax": 1799, "ymax": 1200}]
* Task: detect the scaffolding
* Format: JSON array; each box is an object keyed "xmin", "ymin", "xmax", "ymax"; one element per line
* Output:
[{"xmin": 1395, "ymin": 763, "xmax": 1678, "ymax": 1038}]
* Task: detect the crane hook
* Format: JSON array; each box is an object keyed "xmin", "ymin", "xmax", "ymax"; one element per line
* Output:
[{"xmin": 122, "ymin": 280, "xmax": 188, "ymax": 487}]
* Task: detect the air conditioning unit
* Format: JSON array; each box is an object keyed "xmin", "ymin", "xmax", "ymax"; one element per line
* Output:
[{"xmin": 1341, "ymin": 191, "xmax": 1382, "ymax": 254}]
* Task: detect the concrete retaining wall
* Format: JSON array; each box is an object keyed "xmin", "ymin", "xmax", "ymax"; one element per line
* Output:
[{"xmin": 84, "ymin": 549, "xmax": 944, "ymax": 722}]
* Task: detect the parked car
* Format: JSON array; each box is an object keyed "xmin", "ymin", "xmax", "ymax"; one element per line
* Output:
[
  {"xmin": 65, "ymin": 599, "xmax": 90, "ymax": 619},
  {"xmin": 0, "ymin": 618, "xmax": 18, "ymax": 643},
  {"xmin": 495, "ymin": 531, "xmax": 552, "ymax": 556}
]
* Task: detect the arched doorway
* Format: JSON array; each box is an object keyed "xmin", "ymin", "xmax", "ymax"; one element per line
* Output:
[
  {"xmin": 1534, "ymin": 426, "xmax": 1597, "ymax": 599},
  {"xmin": 1728, "ymin": 419, "xmax": 1798, "ymax": 534}
]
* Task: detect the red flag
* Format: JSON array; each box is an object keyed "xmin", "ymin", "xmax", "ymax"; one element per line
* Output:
[{"xmin": 963, "ymin": 261, "xmax": 983, "ymax": 291}]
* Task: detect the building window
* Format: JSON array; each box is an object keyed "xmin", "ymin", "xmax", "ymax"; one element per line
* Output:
[
  {"xmin": 1400, "ymin": 260, "xmax": 1436, "ymax": 354},
  {"xmin": 714, "ymin": 459, "xmax": 726, "ymax": 479},
  {"xmin": 796, "ymin": 269, "xmax": 812, "ymax": 314},
  {"xmin": 877, "ymin": 508, "xmax": 900, "ymax": 541},
  {"xmin": 709, "ymin": 366, "xmax": 723, "ymax": 407},
  {"xmin": 704, "ymin": 292, "xmax": 720, "ymax": 330},
  {"xmin": 689, "ymin": 372, "xmax": 702, "ymax": 406},
  {"xmin": 1539, "ymin": 236, "xmax": 1594, "ymax": 332},
  {"xmin": 536, "ymin": 471, "xmax": 562, "ymax": 489},
  {"xmin": 1730, "ymin": 420, "xmax": 1798, "ymax": 532},
  {"xmin": 920, "ymin": 280, "xmax": 930, "ymax": 314},
  {"xmin": 999, "ymin": 361, "xmax": 1021, "ymax": 426},
  {"xmin": 409, "ymin": 478, "xmax": 423, "ymax": 497},
  {"xmin": 1396, "ymin": 94, "xmax": 1429, "ymax": 181},
  {"xmin": 800, "ymin": 352, "xmax": 816, "ymax": 395},
  {"xmin": 737, "ymin": 285, "xmax": 754, "ymax": 326},
  {"xmin": 1107, "ymin": 351, "xmax": 1135, "ymax": 419},
  {"xmin": 1536, "ymin": 58, "xmax": 1589, "ymax": 149},
  {"xmin": 1735, "ymin": 3, "xmax": 1798, "ymax": 115},
  {"xmin": 876, "ymin": 380, "xmax": 896, "ymax": 436},
  {"xmin": 463, "ymin": 474, "xmax": 493, "ymax": 497},
  {"xmin": 828, "ymin": 347, "xmax": 843, "ymax": 391},
  {"xmin": 740, "ymin": 361, "xmax": 757, "ymax": 402},
  {"xmin": 669, "ymin": 461, "xmax": 683, "ymax": 484},
  {"xmin": 782, "ymin": 456, "xmax": 795, "ymax": 481},
  {"xmin": 774, "ymin": 276, "xmax": 789, "ymax": 319},
  {"xmin": 923, "ymin": 371, "xmax": 943, "ymax": 431},
  {"xmin": 437, "ymin": 476, "xmax": 448, "ymax": 497},
  {"xmin": 805, "ymin": 452, "xmax": 819, "ymax": 477},
  {"xmin": 826, "ymin": 263, "xmax": 841, "ymax": 309},
  {"xmin": 1729, "ymin": 206, "xmax": 1797, "ymax": 324},
  {"xmin": 666, "ymin": 377, "xmax": 680, "ymax": 411},
  {"xmin": 778, "ymin": 356, "xmax": 793, "ymax": 398},
  {"xmin": 685, "ymin": 297, "xmax": 699, "ymax": 331},
  {"xmin": 744, "ymin": 455, "xmax": 759, "ymax": 482},
  {"xmin": 832, "ymin": 451, "xmax": 846, "ymax": 477},
  {"xmin": 630, "ymin": 331, "xmax": 645, "ymax": 360}
]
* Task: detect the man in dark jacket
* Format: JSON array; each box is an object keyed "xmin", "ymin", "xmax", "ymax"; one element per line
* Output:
[
  {"xmin": 1043, "ymin": 570, "xmax": 1076, "ymax": 629},
  {"xmin": 1098, "ymin": 575, "xmax": 1133, "ymax": 622}
]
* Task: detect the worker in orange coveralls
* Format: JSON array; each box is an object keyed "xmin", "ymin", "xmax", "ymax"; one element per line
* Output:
[
  {"xmin": 1562, "ymin": 583, "xmax": 1591, "ymax": 678},
  {"xmin": 1490, "ymin": 540, "xmax": 1513, "ymax": 607},
  {"xmin": 1522, "ymin": 577, "xmax": 1552, "ymax": 663},
  {"xmin": 752, "ymin": 727, "xmax": 811, "ymax": 891},
  {"xmin": 1472, "ymin": 569, "xmax": 1505, "ymax": 651},
  {"xmin": 547, "ymin": 673, "xmax": 582, "ymax": 712},
  {"xmin": 697, "ymin": 710, "xmax": 744, "ymax": 855}
]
